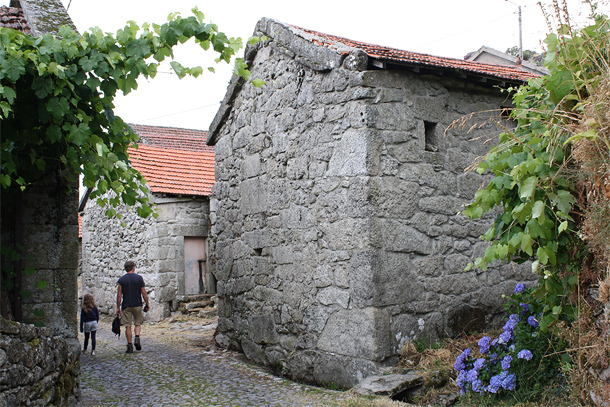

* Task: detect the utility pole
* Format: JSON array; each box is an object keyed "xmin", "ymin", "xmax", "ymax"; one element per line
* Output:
[{"xmin": 506, "ymin": 0, "xmax": 523, "ymax": 61}]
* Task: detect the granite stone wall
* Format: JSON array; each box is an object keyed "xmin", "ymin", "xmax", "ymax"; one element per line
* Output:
[
  {"xmin": 0, "ymin": 317, "xmax": 80, "ymax": 406},
  {"xmin": 81, "ymin": 194, "xmax": 210, "ymax": 321},
  {"xmin": 0, "ymin": 175, "xmax": 81, "ymax": 405},
  {"xmin": 210, "ymin": 23, "xmax": 534, "ymax": 388}
]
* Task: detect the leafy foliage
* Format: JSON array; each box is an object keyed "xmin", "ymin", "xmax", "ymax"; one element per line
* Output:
[
  {"xmin": 459, "ymin": 5, "xmax": 610, "ymax": 402},
  {"xmin": 505, "ymin": 46, "xmax": 546, "ymax": 66},
  {"xmin": 0, "ymin": 8, "xmax": 258, "ymax": 218},
  {"xmin": 461, "ymin": 14, "xmax": 610, "ymax": 328}
]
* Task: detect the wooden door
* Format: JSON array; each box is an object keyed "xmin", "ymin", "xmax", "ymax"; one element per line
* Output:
[{"xmin": 184, "ymin": 237, "xmax": 206, "ymax": 295}]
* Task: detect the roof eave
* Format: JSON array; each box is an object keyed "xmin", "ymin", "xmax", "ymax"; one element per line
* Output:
[{"xmin": 371, "ymin": 58, "xmax": 529, "ymax": 87}]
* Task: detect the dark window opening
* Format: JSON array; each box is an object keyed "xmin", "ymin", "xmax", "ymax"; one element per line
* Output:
[{"xmin": 424, "ymin": 121, "xmax": 438, "ymax": 152}]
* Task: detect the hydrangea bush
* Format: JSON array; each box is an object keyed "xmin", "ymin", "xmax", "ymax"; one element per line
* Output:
[{"xmin": 454, "ymin": 283, "xmax": 568, "ymax": 401}]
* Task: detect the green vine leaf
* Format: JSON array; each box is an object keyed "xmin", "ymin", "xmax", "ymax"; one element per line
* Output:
[{"xmin": 1, "ymin": 10, "xmax": 252, "ymax": 219}]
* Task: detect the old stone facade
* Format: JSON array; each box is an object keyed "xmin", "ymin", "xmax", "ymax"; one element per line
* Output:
[
  {"xmin": 208, "ymin": 19, "xmax": 537, "ymax": 387},
  {"xmin": 0, "ymin": 317, "xmax": 80, "ymax": 406},
  {"xmin": 1, "ymin": 0, "xmax": 81, "ymax": 403},
  {"xmin": 80, "ymin": 125, "xmax": 214, "ymax": 322},
  {"xmin": 1, "ymin": 178, "xmax": 80, "ymax": 338}
]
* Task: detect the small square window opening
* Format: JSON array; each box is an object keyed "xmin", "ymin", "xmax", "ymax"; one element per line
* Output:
[{"xmin": 424, "ymin": 121, "xmax": 438, "ymax": 152}]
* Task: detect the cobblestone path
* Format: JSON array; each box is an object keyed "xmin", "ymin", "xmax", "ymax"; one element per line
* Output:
[{"xmin": 80, "ymin": 316, "xmax": 348, "ymax": 407}]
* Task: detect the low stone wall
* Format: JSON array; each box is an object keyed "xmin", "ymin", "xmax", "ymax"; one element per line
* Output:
[{"xmin": 0, "ymin": 317, "xmax": 80, "ymax": 406}]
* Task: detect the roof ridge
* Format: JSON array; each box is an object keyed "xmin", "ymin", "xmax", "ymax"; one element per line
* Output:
[
  {"xmin": 280, "ymin": 20, "xmax": 541, "ymax": 81},
  {"xmin": 129, "ymin": 123, "xmax": 209, "ymax": 133}
]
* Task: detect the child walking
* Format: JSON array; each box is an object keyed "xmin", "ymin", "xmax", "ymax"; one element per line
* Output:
[{"xmin": 80, "ymin": 294, "xmax": 99, "ymax": 356}]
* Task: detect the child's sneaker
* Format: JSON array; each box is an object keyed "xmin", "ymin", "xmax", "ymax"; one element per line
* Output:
[
  {"xmin": 126, "ymin": 344, "xmax": 134, "ymax": 354},
  {"xmin": 134, "ymin": 336, "xmax": 141, "ymax": 351},
  {"xmin": 91, "ymin": 351, "xmax": 95, "ymax": 356}
]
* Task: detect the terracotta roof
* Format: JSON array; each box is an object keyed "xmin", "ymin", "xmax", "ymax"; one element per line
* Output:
[
  {"xmin": 292, "ymin": 25, "xmax": 540, "ymax": 83},
  {"xmin": 130, "ymin": 124, "xmax": 210, "ymax": 151},
  {"xmin": 127, "ymin": 125, "xmax": 214, "ymax": 196},
  {"xmin": 0, "ymin": 6, "xmax": 31, "ymax": 34}
]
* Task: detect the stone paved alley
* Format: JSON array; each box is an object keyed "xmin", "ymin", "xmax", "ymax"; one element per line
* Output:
[{"xmin": 80, "ymin": 315, "xmax": 349, "ymax": 407}]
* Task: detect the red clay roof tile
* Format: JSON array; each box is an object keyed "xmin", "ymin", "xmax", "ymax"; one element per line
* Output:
[
  {"xmin": 292, "ymin": 25, "xmax": 540, "ymax": 82},
  {"xmin": 0, "ymin": 6, "xmax": 31, "ymax": 34},
  {"xmin": 127, "ymin": 124, "xmax": 214, "ymax": 196}
]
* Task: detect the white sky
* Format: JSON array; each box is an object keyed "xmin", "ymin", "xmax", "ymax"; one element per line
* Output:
[{"xmin": 5, "ymin": 0, "xmax": 607, "ymax": 130}]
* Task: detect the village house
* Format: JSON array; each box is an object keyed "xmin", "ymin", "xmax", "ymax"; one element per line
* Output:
[
  {"xmin": 464, "ymin": 45, "xmax": 548, "ymax": 76},
  {"xmin": 207, "ymin": 18, "xmax": 540, "ymax": 387},
  {"xmin": 79, "ymin": 124, "xmax": 216, "ymax": 322}
]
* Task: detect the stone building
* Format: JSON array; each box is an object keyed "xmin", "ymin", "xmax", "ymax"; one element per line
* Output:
[
  {"xmin": 80, "ymin": 124, "xmax": 215, "ymax": 322},
  {"xmin": 208, "ymin": 18, "xmax": 540, "ymax": 387},
  {"xmin": 1, "ymin": 1, "xmax": 81, "ymax": 405},
  {"xmin": 465, "ymin": 45, "xmax": 548, "ymax": 76}
]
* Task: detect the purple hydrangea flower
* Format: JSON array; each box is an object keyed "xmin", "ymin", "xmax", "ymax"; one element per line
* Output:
[
  {"xmin": 454, "ymin": 348, "xmax": 471, "ymax": 371},
  {"xmin": 528, "ymin": 315, "xmax": 539, "ymax": 328},
  {"xmin": 471, "ymin": 379, "xmax": 485, "ymax": 393},
  {"xmin": 456, "ymin": 369, "xmax": 466, "ymax": 387},
  {"xmin": 478, "ymin": 336, "xmax": 491, "ymax": 354},
  {"xmin": 499, "ymin": 330, "xmax": 512, "ymax": 344},
  {"xmin": 502, "ymin": 372, "xmax": 517, "ymax": 391},
  {"xmin": 520, "ymin": 302, "xmax": 530, "ymax": 313},
  {"xmin": 501, "ymin": 355, "xmax": 513, "ymax": 370},
  {"xmin": 503, "ymin": 314, "xmax": 519, "ymax": 332},
  {"xmin": 456, "ymin": 369, "xmax": 467, "ymax": 394},
  {"xmin": 491, "ymin": 338, "xmax": 499, "ymax": 346},
  {"xmin": 518, "ymin": 349, "xmax": 533, "ymax": 361},
  {"xmin": 466, "ymin": 368, "xmax": 479, "ymax": 383},
  {"xmin": 514, "ymin": 283, "xmax": 525, "ymax": 294},
  {"xmin": 474, "ymin": 358, "xmax": 486, "ymax": 371},
  {"xmin": 488, "ymin": 374, "xmax": 503, "ymax": 393}
]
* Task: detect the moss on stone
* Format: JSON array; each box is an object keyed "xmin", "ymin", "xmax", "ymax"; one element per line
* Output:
[{"xmin": 52, "ymin": 359, "xmax": 78, "ymax": 404}]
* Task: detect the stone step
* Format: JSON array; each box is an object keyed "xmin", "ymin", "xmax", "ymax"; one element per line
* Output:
[
  {"xmin": 185, "ymin": 301, "xmax": 213, "ymax": 310},
  {"xmin": 198, "ymin": 308, "xmax": 217, "ymax": 318},
  {"xmin": 175, "ymin": 294, "xmax": 216, "ymax": 303}
]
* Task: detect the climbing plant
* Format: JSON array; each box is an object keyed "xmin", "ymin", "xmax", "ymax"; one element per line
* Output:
[
  {"xmin": 456, "ymin": 3, "xmax": 610, "ymax": 402},
  {"xmin": 0, "ymin": 8, "xmax": 261, "ymax": 218},
  {"xmin": 462, "ymin": 5, "xmax": 610, "ymax": 330}
]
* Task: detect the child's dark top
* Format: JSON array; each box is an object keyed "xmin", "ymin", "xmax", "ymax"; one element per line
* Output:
[{"xmin": 80, "ymin": 306, "xmax": 99, "ymax": 332}]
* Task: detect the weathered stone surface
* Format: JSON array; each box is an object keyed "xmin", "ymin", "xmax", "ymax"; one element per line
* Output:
[
  {"xmin": 351, "ymin": 372, "xmax": 423, "ymax": 397},
  {"xmin": 0, "ymin": 319, "xmax": 79, "ymax": 406},
  {"xmin": 208, "ymin": 18, "xmax": 537, "ymax": 388},
  {"xmin": 1, "ymin": 175, "xmax": 79, "ymax": 338},
  {"xmin": 185, "ymin": 301, "xmax": 213, "ymax": 310}
]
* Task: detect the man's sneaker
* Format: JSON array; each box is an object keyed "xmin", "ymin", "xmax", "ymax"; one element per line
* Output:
[
  {"xmin": 134, "ymin": 336, "xmax": 141, "ymax": 351},
  {"xmin": 126, "ymin": 344, "xmax": 134, "ymax": 354},
  {"xmin": 82, "ymin": 348, "xmax": 87, "ymax": 353},
  {"xmin": 91, "ymin": 351, "xmax": 95, "ymax": 356}
]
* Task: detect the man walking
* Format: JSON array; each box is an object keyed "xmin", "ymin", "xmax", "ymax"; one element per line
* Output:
[{"xmin": 116, "ymin": 260, "xmax": 150, "ymax": 353}]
